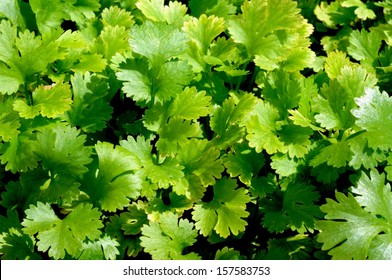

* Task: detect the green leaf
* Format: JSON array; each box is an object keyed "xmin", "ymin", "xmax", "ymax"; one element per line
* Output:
[
  {"xmin": 314, "ymin": 1, "xmax": 355, "ymax": 29},
  {"xmin": 314, "ymin": 64, "xmax": 377, "ymax": 130},
  {"xmin": 119, "ymin": 136, "xmax": 185, "ymax": 192},
  {"xmin": 22, "ymin": 202, "xmax": 103, "ymax": 259},
  {"xmin": 0, "ymin": 210, "xmax": 41, "ymax": 260},
  {"xmin": 176, "ymin": 139, "xmax": 224, "ymax": 199},
  {"xmin": 261, "ymin": 182, "xmax": 321, "ymax": 233},
  {"xmin": 352, "ymin": 87, "xmax": 392, "ymax": 151},
  {"xmin": 156, "ymin": 117, "xmax": 202, "ymax": 156},
  {"xmin": 348, "ymin": 29, "xmax": 382, "ymax": 64},
  {"xmin": 214, "ymin": 247, "xmax": 244, "ymax": 260},
  {"xmin": 78, "ymin": 235, "xmax": 120, "ymax": 260},
  {"xmin": 35, "ymin": 123, "xmax": 92, "ymax": 177},
  {"xmin": 129, "ymin": 21, "xmax": 188, "ymax": 65},
  {"xmin": 0, "ymin": 63, "xmax": 23, "ymax": 95},
  {"xmin": 228, "ymin": 0, "xmax": 314, "ymax": 70},
  {"xmin": 183, "ymin": 14, "xmax": 225, "ymax": 71},
  {"xmin": 101, "ymin": 5, "xmax": 134, "ymax": 27},
  {"xmin": 0, "ymin": 0, "xmax": 26, "ymax": 28},
  {"xmin": 193, "ymin": 178, "xmax": 250, "ymax": 238},
  {"xmin": 211, "ymin": 92, "xmax": 257, "ymax": 149},
  {"xmin": 0, "ymin": 20, "xmax": 17, "ymax": 64},
  {"xmin": 14, "ymin": 83, "xmax": 72, "ymax": 119},
  {"xmin": 223, "ymin": 143, "xmax": 265, "ymax": 185},
  {"xmin": 270, "ymin": 153, "xmax": 300, "ymax": 177},
  {"xmin": 140, "ymin": 212, "xmax": 200, "ymax": 260},
  {"xmin": 310, "ymin": 140, "xmax": 351, "ymax": 168},
  {"xmin": 261, "ymin": 234, "xmax": 313, "ymax": 260},
  {"xmin": 245, "ymin": 99, "xmax": 283, "ymax": 154},
  {"xmin": 136, "ymin": 0, "xmax": 188, "ymax": 27},
  {"xmin": 92, "ymin": 25, "xmax": 130, "ymax": 60},
  {"xmin": 169, "ymin": 87, "xmax": 212, "ymax": 120},
  {"xmin": 0, "ymin": 98, "xmax": 20, "ymax": 142},
  {"xmin": 81, "ymin": 141, "xmax": 142, "ymax": 212},
  {"xmin": 67, "ymin": 72, "xmax": 113, "ymax": 133},
  {"xmin": 351, "ymin": 170, "xmax": 392, "ymax": 221},
  {"xmin": 342, "ymin": 0, "xmax": 376, "ymax": 20},
  {"xmin": 316, "ymin": 170, "xmax": 392, "ymax": 259},
  {"xmin": 120, "ymin": 202, "xmax": 148, "ymax": 235},
  {"xmin": 117, "ymin": 58, "xmax": 193, "ymax": 105},
  {"xmin": 136, "ymin": 0, "xmax": 166, "ymax": 22},
  {"xmin": 30, "ymin": 0, "xmax": 100, "ymax": 33},
  {"xmin": 0, "ymin": 132, "xmax": 38, "ymax": 174}
]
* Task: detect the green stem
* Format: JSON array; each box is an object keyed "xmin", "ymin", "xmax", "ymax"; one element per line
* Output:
[{"xmin": 235, "ymin": 61, "xmax": 250, "ymax": 93}]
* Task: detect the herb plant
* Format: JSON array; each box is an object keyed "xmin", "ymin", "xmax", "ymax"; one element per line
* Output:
[{"xmin": 1, "ymin": 0, "xmax": 392, "ymax": 260}]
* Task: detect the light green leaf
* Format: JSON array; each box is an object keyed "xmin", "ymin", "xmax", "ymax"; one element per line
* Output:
[
  {"xmin": 245, "ymin": 99, "xmax": 284, "ymax": 154},
  {"xmin": 79, "ymin": 235, "xmax": 120, "ymax": 260},
  {"xmin": 228, "ymin": 0, "xmax": 314, "ymax": 70},
  {"xmin": 81, "ymin": 141, "xmax": 142, "ymax": 212},
  {"xmin": 174, "ymin": 139, "xmax": 223, "ymax": 199},
  {"xmin": 22, "ymin": 202, "xmax": 103, "ymax": 259},
  {"xmin": 156, "ymin": 117, "xmax": 202, "ymax": 156},
  {"xmin": 0, "ymin": 98, "xmax": 20, "ymax": 142},
  {"xmin": 101, "ymin": 5, "xmax": 134, "ymax": 27},
  {"xmin": 140, "ymin": 212, "xmax": 199, "ymax": 260},
  {"xmin": 342, "ymin": 0, "xmax": 376, "ymax": 20},
  {"xmin": 68, "ymin": 72, "xmax": 113, "ymax": 133},
  {"xmin": 193, "ymin": 178, "xmax": 250, "ymax": 238},
  {"xmin": 35, "ymin": 123, "xmax": 92, "ymax": 177},
  {"xmin": 352, "ymin": 87, "xmax": 392, "ymax": 151},
  {"xmin": 14, "ymin": 83, "xmax": 72, "ymax": 119},
  {"xmin": 129, "ymin": 21, "xmax": 188, "ymax": 65},
  {"xmin": 317, "ymin": 179, "xmax": 392, "ymax": 260},
  {"xmin": 348, "ymin": 29, "xmax": 382, "ymax": 63},
  {"xmin": 169, "ymin": 87, "xmax": 211, "ymax": 120}
]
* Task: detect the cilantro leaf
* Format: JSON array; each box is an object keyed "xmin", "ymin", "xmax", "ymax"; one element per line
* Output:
[
  {"xmin": 119, "ymin": 136, "xmax": 185, "ymax": 192},
  {"xmin": 0, "ymin": 98, "xmax": 20, "ymax": 142},
  {"xmin": 183, "ymin": 14, "xmax": 225, "ymax": 72},
  {"xmin": 30, "ymin": 0, "xmax": 100, "ymax": 33},
  {"xmin": 92, "ymin": 25, "xmax": 130, "ymax": 61},
  {"xmin": 156, "ymin": 117, "xmax": 202, "ymax": 156},
  {"xmin": 169, "ymin": 87, "xmax": 212, "ymax": 120},
  {"xmin": 22, "ymin": 202, "xmax": 103, "ymax": 259},
  {"xmin": 140, "ymin": 212, "xmax": 200, "ymax": 260},
  {"xmin": 35, "ymin": 123, "xmax": 92, "ymax": 177},
  {"xmin": 348, "ymin": 29, "xmax": 382, "ymax": 65},
  {"xmin": 120, "ymin": 202, "xmax": 148, "ymax": 235},
  {"xmin": 129, "ymin": 21, "xmax": 188, "ymax": 65},
  {"xmin": 193, "ymin": 178, "xmax": 250, "ymax": 238},
  {"xmin": 228, "ymin": 0, "xmax": 314, "ymax": 70},
  {"xmin": 0, "ymin": 211, "xmax": 41, "ymax": 260},
  {"xmin": 211, "ymin": 92, "xmax": 257, "ymax": 149},
  {"xmin": 0, "ymin": 132, "xmax": 38, "ymax": 173},
  {"xmin": 352, "ymin": 87, "xmax": 392, "ymax": 151},
  {"xmin": 176, "ymin": 139, "xmax": 224, "ymax": 199},
  {"xmin": 314, "ymin": 63, "xmax": 377, "ymax": 130},
  {"xmin": 78, "ymin": 235, "xmax": 120, "ymax": 260},
  {"xmin": 117, "ymin": 58, "xmax": 193, "ymax": 105},
  {"xmin": 223, "ymin": 143, "xmax": 265, "ymax": 185},
  {"xmin": 81, "ymin": 141, "xmax": 142, "ymax": 212},
  {"xmin": 316, "ymin": 170, "xmax": 392, "ymax": 259},
  {"xmin": 245, "ymin": 99, "xmax": 283, "ymax": 154},
  {"xmin": 136, "ymin": 0, "xmax": 188, "ymax": 27},
  {"xmin": 13, "ymin": 83, "xmax": 72, "ymax": 119},
  {"xmin": 67, "ymin": 72, "xmax": 113, "ymax": 133},
  {"xmin": 342, "ymin": 0, "xmax": 376, "ymax": 20},
  {"xmin": 261, "ymin": 182, "xmax": 322, "ymax": 233},
  {"xmin": 101, "ymin": 5, "xmax": 134, "ymax": 27}
]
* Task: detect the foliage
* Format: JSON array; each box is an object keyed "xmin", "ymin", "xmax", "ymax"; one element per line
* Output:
[{"xmin": 1, "ymin": 0, "xmax": 392, "ymax": 260}]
